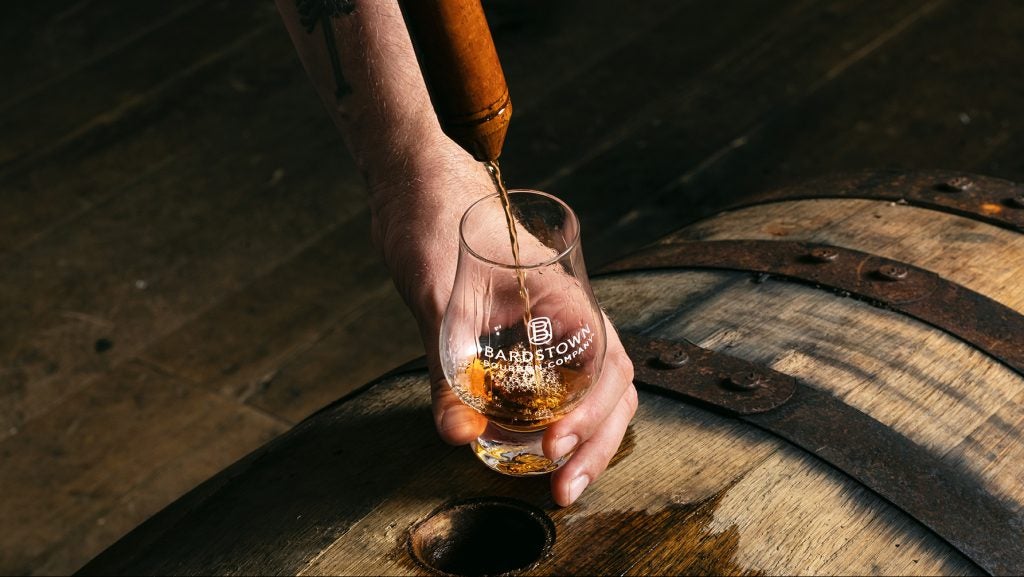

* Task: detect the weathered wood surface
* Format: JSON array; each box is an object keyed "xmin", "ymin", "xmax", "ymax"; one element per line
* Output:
[
  {"xmin": 79, "ymin": 188, "xmax": 1024, "ymax": 575},
  {"xmin": 0, "ymin": 361, "xmax": 289, "ymax": 576},
  {"xmin": 529, "ymin": 0, "xmax": 1024, "ymax": 262},
  {"xmin": 0, "ymin": 2, "xmax": 424, "ymax": 572},
  {"xmin": 5, "ymin": 0, "xmax": 1024, "ymax": 574}
]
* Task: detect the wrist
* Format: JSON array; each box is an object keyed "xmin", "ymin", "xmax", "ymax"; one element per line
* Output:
[
  {"xmin": 367, "ymin": 135, "xmax": 494, "ymax": 234},
  {"xmin": 367, "ymin": 146, "xmax": 495, "ymax": 328}
]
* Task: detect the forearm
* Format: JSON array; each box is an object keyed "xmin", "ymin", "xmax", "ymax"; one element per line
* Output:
[
  {"xmin": 274, "ymin": 0, "xmax": 493, "ymax": 314},
  {"xmin": 275, "ymin": 1, "xmax": 436, "ymax": 185}
]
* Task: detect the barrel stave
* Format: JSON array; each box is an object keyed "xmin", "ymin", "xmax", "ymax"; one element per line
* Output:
[
  {"xmin": 79, "ymin": 183, "xmax": 1024, "ymax": 576},
  {"xmin": 665, "ymin": 199, "xmax": 1024, "ymax": 309}
]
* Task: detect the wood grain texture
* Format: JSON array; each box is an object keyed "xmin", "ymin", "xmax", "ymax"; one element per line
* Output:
[
  {"xmin": 5, "ymin": 0, "xmax": 1024, "ymax": 573},
  {"xmin": 0, "ymin": 18, "xmax": 358, "ymax": 437},
  {"xmin": 0, "ymin": 152, "xmax": 354, "ymax": 438},
  {"xmin": 79, "ymin": 374, "xmax": 786, "ymax": 576},
  {"xmin": 0, "ymin": 20, "xmax": 319, "ymax": 258},
  {"xmin": 665, "ymin": 199, "xmax": 1024, "ymax": 308},
  {"xmin": 0, "ymin": 360, "xmax": 287, "ymax": 575},
  {"xmin": 139, "ymin": 211, "xmax": 423, "ymax": 421},
  {"xmin": 77, "ymin": 192, "xmax": 1023, "ymax": 575},
  {"xmin": 0, "ymin": 51, "xmax": 366, "ymax": 441},
  {"xmin": 617, "ymin": 0, "xmax": 1024, "ymax": 264},
  {"xmin": 1, "ymin": 1, "xmax": 205, "ymax": 110},
  {"xmin": 485, "ymin": 0, "xmax": 687, "ymax": 117},
  {"xmin": 0, "ymin": 0, "xmax": 278, "ymax": 171},
  {"xmin": 503, "ymin": 0, "xmax": 944, "ymax": 263},
  {"xmin": 242, "ymin": 288, "xmax": 422, "ymax": 423}
]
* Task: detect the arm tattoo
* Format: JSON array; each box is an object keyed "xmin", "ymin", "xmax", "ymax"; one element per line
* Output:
[{"xmin": 296, "ymin": 0, "xmax": 356, "ymax": 99}]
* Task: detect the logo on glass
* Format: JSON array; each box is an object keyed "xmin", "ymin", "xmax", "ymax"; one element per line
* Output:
[{"xmin": 527, "ymin": 316, "xmax": 553, "ymax": 345}]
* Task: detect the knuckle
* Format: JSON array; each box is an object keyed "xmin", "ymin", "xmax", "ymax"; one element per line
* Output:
[
  {"xmin": 575, "ymin": 400, "xmax": 605, "ymax": 430},
  {"xmin": 622, "ymin": 384, "xmax": 639, "ymax": 416},
  {"xmin": 614, "ymin": 362, "xmax": 630, "ymax": 391},
  {"xmin": 591, "ymin": 442, "xmax": 619, "ymax": 475},
  {"xmin": 613, "ymin": 356, "xmax": 634, "ymax": 386}
]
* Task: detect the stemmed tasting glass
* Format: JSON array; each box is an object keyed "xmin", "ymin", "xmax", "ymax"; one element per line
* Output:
[{"xmin": 440, "ymin": 189, "xmax": 606, "ymax": 475}]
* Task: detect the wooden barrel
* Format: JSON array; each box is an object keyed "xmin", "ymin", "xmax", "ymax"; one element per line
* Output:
[{"xmin": 78, "ymin": 171, "xmax": 1024, "ymax": 576}]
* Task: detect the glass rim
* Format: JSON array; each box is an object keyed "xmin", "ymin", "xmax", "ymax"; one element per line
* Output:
[{"xmin": 459, "ymin": 189, "xmax": 581, "ymax": 270}]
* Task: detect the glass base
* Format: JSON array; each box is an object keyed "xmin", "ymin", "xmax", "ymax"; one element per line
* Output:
[{"xmin": 470, "ymin": 422, "xmax": 574, "ymax": 476}]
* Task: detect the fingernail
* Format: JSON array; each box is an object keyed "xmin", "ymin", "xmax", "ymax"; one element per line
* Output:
[
  {"xmin": 551, "ymin": 434, "xmax": 579, "ymax": 460},
  {"xmin": 568, "ymin": 474, "xmax": 590, "ymax": 505}
]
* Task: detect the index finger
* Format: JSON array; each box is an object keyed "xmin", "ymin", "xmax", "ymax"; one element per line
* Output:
[{"xmin": 541, "ymin": 315, "xmax": 636, "ymax": 462}]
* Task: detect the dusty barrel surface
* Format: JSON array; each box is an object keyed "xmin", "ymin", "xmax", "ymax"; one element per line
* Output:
[{"xmin": 78, "ymin": 171, "xmax": 1024, "ymax": 576}]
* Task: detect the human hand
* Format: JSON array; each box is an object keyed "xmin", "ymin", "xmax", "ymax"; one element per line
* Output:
[
  {"xmin": 542, "ymin": 314, "xmax": 637, "ymax": 506},
  {"xmin": 279, "ymin": 0, "xmax": 637, "ymax": 507},
  {"xmin": 369, "ymin": 148, "xmax": 637, "ymax": 507}
]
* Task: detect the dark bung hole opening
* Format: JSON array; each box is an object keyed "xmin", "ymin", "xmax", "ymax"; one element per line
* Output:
[{"xmin": 408, "ymin": 497, "xmax": 555, "ymax": 576}]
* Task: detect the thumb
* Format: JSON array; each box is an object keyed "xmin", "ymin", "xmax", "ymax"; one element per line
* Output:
[
  {"xmin": 410, "ymin": 296, "xmax": 487, "ymax": 446},
  {"xmin": 428, "ymin": 358, "xmax": 487, "ymax": 445}
]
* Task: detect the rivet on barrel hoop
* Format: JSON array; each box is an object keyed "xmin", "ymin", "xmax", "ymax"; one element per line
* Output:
[
  {"xmin": 656, "ymin": 349, "xmax": 690, "ymax": 368},
  {"xmin": 878, "ymin": 264, "xmax": 909, "ymax": 281},
  {"xmin": 809, "ymin": 247, "xmax": 839, "ymax": 262},
  {"xmin": 725, "ymin": 371, "xmax": 766, "ymax": 391},
  {"xmin": 936, "ymin": 176, "xmax": 974, "ymax": 192},
  {"xmin": 1007, "ymin": 195, "xmax": 1024, "ymax": 209}
]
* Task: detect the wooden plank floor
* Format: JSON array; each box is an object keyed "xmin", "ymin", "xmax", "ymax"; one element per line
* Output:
[{"xmin": 2, "ymin": 0, "xmax": 1022, "ymax": 574}]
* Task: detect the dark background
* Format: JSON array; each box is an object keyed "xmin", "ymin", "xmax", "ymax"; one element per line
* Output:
[{"xmin": 1, "ymin": 0, "xmax": 1021, "ymax": 573}]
